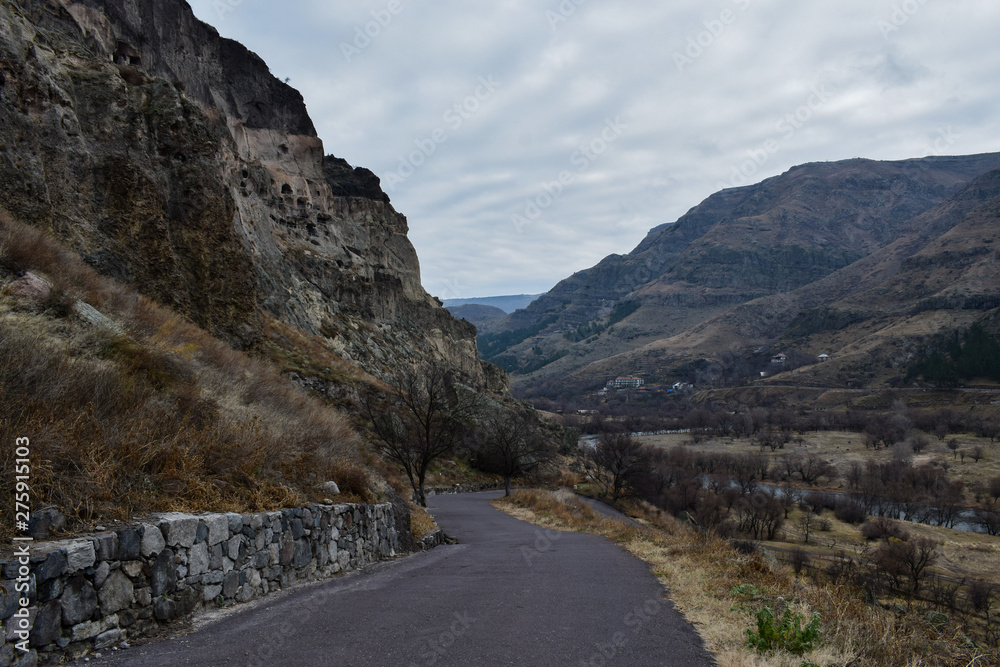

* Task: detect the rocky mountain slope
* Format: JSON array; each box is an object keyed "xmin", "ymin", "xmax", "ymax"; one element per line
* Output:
[
  {"xmin": 446, "ymin": 303, "xmax": 507, "ymax": 329},
  {"xmin": 0, "ymin": 0, "xmax": 501, "ymax": 390},
  {"xmin": 484, "ymin": 154, "xmax": 1000, "ymax": 395}
]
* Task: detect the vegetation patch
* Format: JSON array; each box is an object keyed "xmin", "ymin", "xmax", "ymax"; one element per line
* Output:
[{"xmin": 0, "ymin": 212, "xmax": 371, "ymax": 541}]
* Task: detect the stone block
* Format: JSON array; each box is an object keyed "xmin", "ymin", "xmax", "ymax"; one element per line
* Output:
[
  {"xmin": 187, "ymin": 543, "xmax": 209, "ymax": 577},
  {"xmin": 139, "ymin": 524, "xmax": 165, "ymax": 557},
  {"xmin": 209, "ymin": 543, "xmax": 224, "ymax": 571},
  {"xmin": 202, "ymin": 585, "xmax": 222, "ymax": 603},
  {"xmin": 60, "ymin": 576, "xmax": 98, "ymax": 626},
  {"xmin": 222, "ymin": 571, "xmax": 240, "ymax": 599},
  {"xmin": 226, "ymin": 513, "xmax": 243, "ymax": 535},
  {"xmin": 153, "ymin": 598, "xmax": 175, "ymax": 622},
  {"xmin": 159, "ymin": 514, "xmax": 199, "ymax": 548},
  {"xmin": 28, "ymin": 601, "xmax": 61, "ymax": 648},
  {"xmin": 205, "ymin": 515, "xmax": 229, "ymax": 547},
  {"xmin": 35, "ymin": 551, "xmax": 66, "ymax": 584},
  {"xmin": 70, "ymin": 614, "xmax": 118, "ymax": 642},
  {"xmin": 121, "ymin": 561, "xmax": 143, "ymax": 578},
  {"xmin": 93, "ymin": 628, "xmax": 125, "ymax": 650},
  {"xmin": 98, "ymin": 571, "xmax": 133, "ymax": 615},
  {"xmin": 94, "ymin": 533, "xmax": 118, "ymax": 562},
  {"xmin": 116, "ymin": 529, "xmax": 141, "ymax": 561},
  {"xmin": 64, "ymin": 541, "xmax": 95, "ymax": 573},
  {"xmin": 93, "ymin": 562, "xmax": 110, "ymax": 589},
  {"xmin": 292, "ymin": 539, "xmax": 312, "ymax": 569},
  {"xmin": 134, "ymin": 588, "xmax": 152, "ymax": 607},
  {"xmin": 150, "ymin": 549, "xmax": 176, "ymax": 597}
]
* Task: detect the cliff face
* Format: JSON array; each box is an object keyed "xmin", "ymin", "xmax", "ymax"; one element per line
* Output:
[{"xmin": 0, "ymin": 0, "xmax": 498, "ymax": 388}]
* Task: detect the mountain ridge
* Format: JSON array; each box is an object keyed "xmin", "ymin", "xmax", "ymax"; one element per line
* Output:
[{"xmin": 484, "ymin": 154, "xmax": 1000, "ymax": 395}]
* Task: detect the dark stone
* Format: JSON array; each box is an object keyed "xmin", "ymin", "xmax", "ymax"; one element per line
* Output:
[
  {"xmin": 60, "ymin": 575, "xmax": 98, "ymax": 626},
  {"xmin": 28, "ymin": 509, "xmax": 66, "ymax": 540},
  {"xmin": 0, "ymin": 581, "xmax": 19, "ymax": 620},
  {"xmin": 222, "ymin": 571, "xmax": 240, "ymax": 599},
  {"xmin": 241, "ymin": 525, "xmax": 256, "ymax": 540},
  {"xmin": 117, "ymin": 528, "xmax": 141, "ymax": 561},
  {"xmin": 209, "ymin": 543, "xmax": 224, "ymax": 570},
  {"xmin": 292, "ymin": 539, "xmax": 312, "ymax": 569},
  {"xmin": 150, "ymin": 548, "xmax": 176, "ymax": 597},
  {"xmin": 253, "ymin": 549, "xmax": 269, "ymax": 569},
  {"xmin": 196, "ymin": 522, "xmax": 208, "ymax": 544},
  {"xmin": 36, "ymin": 577, "xmax": 63, "ymax": 603},
  {"xmin": 35, "ymin": 551, "xmax": 67, "ymax": 584},
  {"xmin": 153, "ymin": 597, "xmax": 176, "ymax": 621},
  {"xmin": 279, "ymin": 540, "xmax": 295, "ymax": 567},
  {"xmin": 290, "ymin": 519, "xmax": 304, "ymax": 540},
  {"xmin": 177, "ymin": 588, "xmax": 199, "ymax": 616},
  {"xmin": 94, "ymin": 533, "xmax": 118, "ymax": 561},
  {"xmin": 29, "ymin": 600, "xmax": 62, "ymax": 647}
]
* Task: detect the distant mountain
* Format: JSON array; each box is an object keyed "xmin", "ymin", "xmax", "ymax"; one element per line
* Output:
[
  {"xmin": 447, "ymin": 304, "xmax": 508, "ymax": 328},
  {"xmin": 443, "ymin": 294, "xmax": 543, "ymax": 314},
  {"xmin": 479, "ymin": 154, "xmax": 1000, "ymax": 395}
]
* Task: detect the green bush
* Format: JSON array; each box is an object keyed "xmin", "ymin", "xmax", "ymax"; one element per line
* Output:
[{"xmin": 747, "ymin": 605, "xmax": 821, "ymax": 655}]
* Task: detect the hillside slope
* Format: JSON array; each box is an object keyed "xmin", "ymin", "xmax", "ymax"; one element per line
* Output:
[
  {"xmin": 0, "ymin": 0, "xmax": 500, "ymax": 390},
  {"xmin": 484, "ymin": 155, "xmax": 1000, "ymax": 395}
]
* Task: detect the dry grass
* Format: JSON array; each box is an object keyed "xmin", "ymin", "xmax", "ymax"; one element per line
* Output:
[
  {"xmin": 0, "ymin": 212, "xmax": 373, "ymax": 541},
  {"xmin": 495, "ymin": 489, "xmax": 1000, "ymax": 667},
  {"xmin": 409, "ymin": 503, "xmax": 438, "ymax": 540}
]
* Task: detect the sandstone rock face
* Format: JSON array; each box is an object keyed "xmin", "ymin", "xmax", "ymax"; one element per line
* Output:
[{"xmin": 0, "ymin": 0, "xmax": 500, "ymax": 388}]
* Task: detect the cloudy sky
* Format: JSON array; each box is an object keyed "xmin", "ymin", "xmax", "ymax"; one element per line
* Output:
[{"xmin": 187, "ymin": 0, "xmax": 1000, "ymax": 299}]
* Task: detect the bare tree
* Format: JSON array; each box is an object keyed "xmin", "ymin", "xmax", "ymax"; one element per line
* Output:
[
  {"xmin": 874, "ymin": 537, "xmax": 938, "ymax": 595},
  {"xmin": 362, "ymin": 363, "xmax": 480, "ymax": 506},
  {"xmin": 797, "ymin": 510, "xmax": 816, "ymax": 545},
  {"xmin": 587, "ymin": 431, "xmax": 649, "ymax": 502},
  {"xmin": 947, "ymin": 438, "xmax": 961, "ymax": 459},
  {"xmin": 470, "ymin": 406, "xmax": 554, "ymax": 496}
]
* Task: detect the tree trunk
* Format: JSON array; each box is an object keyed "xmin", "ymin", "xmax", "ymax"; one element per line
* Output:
[
  {"xmin": 504, "ymin": 475, "xmax": 512, "ymax": 497},
  {"xmin": 415, "ymin": 470, "xmax": 428, "ymax": 507}
]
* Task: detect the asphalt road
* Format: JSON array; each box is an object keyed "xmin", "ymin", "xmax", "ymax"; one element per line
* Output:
[{"xmin": 92, "ymin": 492, "xmax": 714, "ymax": 666}]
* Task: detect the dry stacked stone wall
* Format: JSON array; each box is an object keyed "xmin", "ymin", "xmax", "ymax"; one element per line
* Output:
[{"xmin": 0, "ymin": 503, "xmax": 399, "ymax": 664}]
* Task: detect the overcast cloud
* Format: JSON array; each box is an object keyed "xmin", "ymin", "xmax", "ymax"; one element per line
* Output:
[{"xmin": 187, "ymin": 0, "xmax": 1000, "ymax": 299}]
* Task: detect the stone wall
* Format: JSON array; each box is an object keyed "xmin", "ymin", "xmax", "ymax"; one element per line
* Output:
[{"xmin": 0, "ymin": 503, "xmax": 399, "ymax": 664}]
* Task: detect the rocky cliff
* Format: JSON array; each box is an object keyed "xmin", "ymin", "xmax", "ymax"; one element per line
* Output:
[{"xmin": 0, "ymin": 0, "xmax": 500, "ymax": 388}]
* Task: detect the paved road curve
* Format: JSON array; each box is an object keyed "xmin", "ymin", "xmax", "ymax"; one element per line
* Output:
[{"xmin": 93, "ymin": 492, "xmax": 714, "ymax": 666}]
